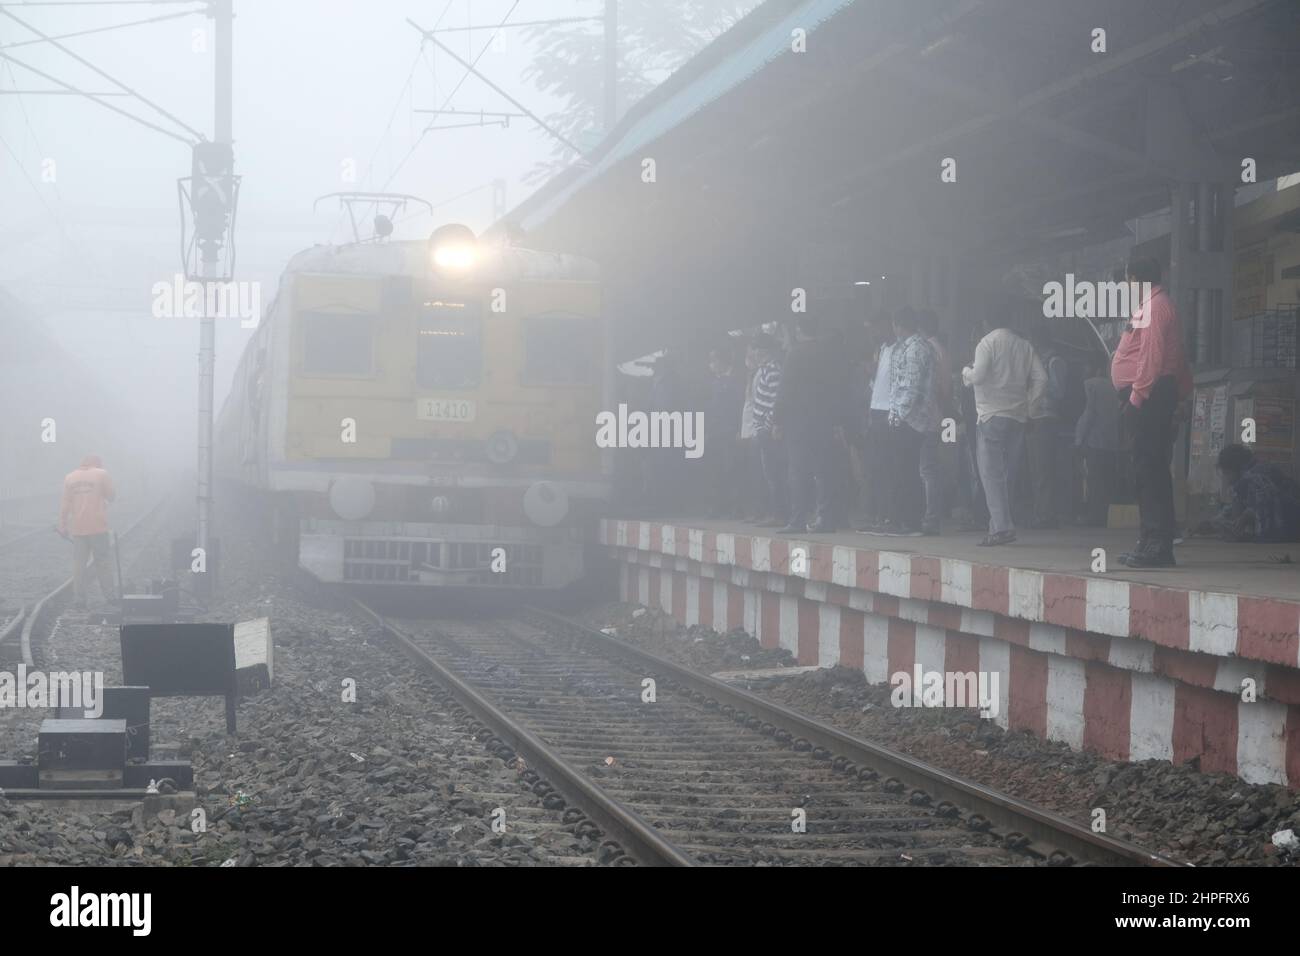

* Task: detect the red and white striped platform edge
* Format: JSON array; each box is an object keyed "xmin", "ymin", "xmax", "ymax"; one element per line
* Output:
[{"xmin": 600, "ymin": 519, "xmax": 1300, "ymax": 787}]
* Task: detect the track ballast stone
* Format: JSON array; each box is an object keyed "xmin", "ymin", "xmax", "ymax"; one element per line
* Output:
[
  {"xmin": 577, "ymin": 601, "xmax": 1300, "ymax": 868},
  {"xmin": 1, "ymin": 498, "xmax": 604, "ymax": 867}
]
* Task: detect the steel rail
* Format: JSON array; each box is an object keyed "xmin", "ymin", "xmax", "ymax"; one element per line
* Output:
[
  {"xmin": 524, "ymin": 607, "xmax": 1188, "ymax": 868},
  {"xmin": 341, "ymin": 593, "xmax": 695, "ymax": 867},
  {"xmin": 7, "ymin": 497, "xmax": 171, "ymax": 667}
]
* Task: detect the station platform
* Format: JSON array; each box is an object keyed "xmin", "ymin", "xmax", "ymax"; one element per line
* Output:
[{"xmin": 598, "ymin": 518, "xmax": 1300, "ymax": 788}]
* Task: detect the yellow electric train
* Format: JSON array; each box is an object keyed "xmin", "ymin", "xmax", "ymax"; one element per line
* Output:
[{"xmin": 215, "ymin": 225, "xmax": 611, "ymax": 588}]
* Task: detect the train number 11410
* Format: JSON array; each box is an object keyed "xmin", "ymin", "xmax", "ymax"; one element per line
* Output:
[{"xmin": 417, "ymin": 398, "xmax": 476, "ymax": 422}]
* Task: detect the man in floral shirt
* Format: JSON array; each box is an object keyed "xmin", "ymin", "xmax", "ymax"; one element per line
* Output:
[{"xmin": 884, "ymin": 307, "xmax": 937, "ymax": 535}]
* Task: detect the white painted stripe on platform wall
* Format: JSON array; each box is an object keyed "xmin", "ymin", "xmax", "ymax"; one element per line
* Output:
[
  {"xmin": 898, "ymin": 598, "xmax": 929, "ymax": 625},
  {"xmin": 805, "ymin": 581, "xmax": 828, "ymax": 603},
  {"xmin": 877, "ymin": 551, "xmax": 910, "ymax": 597},
  {"xmin": 940, "ymin": 558, "xmax": 972, "ymax": 607},
  {"xmin": 752, "ymin": 536, "xmax": 772, "ymax": 572},
  {"xmin": 713, "ymin": 580, "xmax": 729, "ymax": 633},
  {"xmin": 1108, "ymin": 635, "xmax": 1155, "ymax": 673},
  {"xmin": 914, "ymin": 625, "xmax": 947, "ymax": 689},
  {"xmin": 716, "ymin": 533, "xmax": 735, "ymax": 565},
  {"xmin": 1129, "ymin": 671, "xmax": 1176, "ymax": 763},
  {"xmin": 744, "ymin": 588, "xmax": 759, "ymax": 637},
  {"xmin": 1188, "ymin": 591, "xmax": 1238, "ymax": 657},
  {"xmin": 819, "ymin": 603, "xmax": 841, "ymax": 668},
  {"xmin": 685, "ymin": 576, "xmax": 699, "ymax": 627},
  {"xmin": 638, "ymin": 567, "xmax": 650, "ymax": 606},
  {"xmin": 688, "ymin": 528, "xmax": 704, "ymax": 562},
  {"xmin": 863, "ymin": 613, "xmax": 891, "ymax": 685},
  {"xmin": 659, "ymin": 572, "xmax": 673, "ymax": 615},
  {"xmin": 638, "ymin": 522, "xmax": 651, "ymax": 551},
  {"xmin": 1085, "ymin": 578, "xmax": 1130, "ymax": 637},
  {"xmin": 831, "ymin": 546, "xmax": 855, "ymax": 588},
  {"xmin": 960, "ymin": 608, "xmax": 996, "ymax": 638},
  {"xmin": 848, "ymin": 589, "xmax": 874, "ymax": 612},
  {"xmin": 1029, "ymin": 623, "xmax": 1067, "ymax": 656},
  {"xmin": 1213, "ymin": 658, "xmax": 1262, "ymax": 697},
  {"xmin": 661, "ymin": 524, "xmax": 676, "ymax": 555},
  {"xmin": 1236, "ymin": 698, "xmax": 1288, "ymax": 786},
  {"xmin": 1008, "ymin": 568, "xmax": 1044, "ymax": 621},
  {"xmin": 1046, "ymin": 656, "xmax": 1087, "ymax": 749},
  {"xmin": 779, "ymin": 593, "xmax": 800, "ymax": 656},
  {"xmin": 977, "ymin": 638, "xmax": 1011, "ymax": 730}
]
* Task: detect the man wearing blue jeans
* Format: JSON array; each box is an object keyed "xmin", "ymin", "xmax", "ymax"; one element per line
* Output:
[
  {"xmin": 975, "ymin": 415, "xmax": 1025, "ymax": 543},
  {"xmin": 962, "ymin": 322, "xmax": 1045, "ymax": 546}
]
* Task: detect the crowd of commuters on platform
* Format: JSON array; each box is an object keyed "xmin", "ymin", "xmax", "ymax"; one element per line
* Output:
[{"xmin": 623, "ymin": 255, "xmax": 1300, "ymax": 565}]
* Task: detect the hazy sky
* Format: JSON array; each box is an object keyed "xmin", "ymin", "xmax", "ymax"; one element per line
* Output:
[
  {"xmin": 3, "ymin": 0, "xmax": 584, "ymax": 235},
  {"xmin": 1, "ymin": 0, "xmax": 600, "ymax": 463}
]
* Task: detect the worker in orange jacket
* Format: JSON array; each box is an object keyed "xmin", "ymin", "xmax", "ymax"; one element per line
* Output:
[{"xmin": 58, "ymin": 454, "xmax": 117, "ymax": 608}]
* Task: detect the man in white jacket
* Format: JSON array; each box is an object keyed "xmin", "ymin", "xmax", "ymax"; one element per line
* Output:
[{"xmin": 962, "ymin": 321, "xmax": 1046, "ymax": 546}]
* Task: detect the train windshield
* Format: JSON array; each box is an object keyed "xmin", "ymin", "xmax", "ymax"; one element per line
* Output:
[{"xmin": 417, "ymin": 298, "xmax": 482, "ymax": 388}]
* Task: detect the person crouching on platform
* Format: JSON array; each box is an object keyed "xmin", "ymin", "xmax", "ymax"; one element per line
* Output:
[
  {"xmin": 1191, "ymin": 444, "xmax": 1300, "ymax": 543},
  {"xmin": 58, "ymin": 454, "xmax": 117, "ymax": 609}
]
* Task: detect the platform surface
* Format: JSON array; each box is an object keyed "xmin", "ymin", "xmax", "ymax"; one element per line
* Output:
[{"xmin": 647, "ymin": 518, "xmax": 1300, "ymax": 603}]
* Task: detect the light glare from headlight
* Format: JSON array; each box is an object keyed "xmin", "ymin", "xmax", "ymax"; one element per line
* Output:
[{"xmin": 432, "ymin": 242, "xmax": 475, "ymax": 271}]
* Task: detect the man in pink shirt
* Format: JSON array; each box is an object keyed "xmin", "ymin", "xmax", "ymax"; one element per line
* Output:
[
  {"xmin": 58, "ymin": 454, "xmax": 117, "ymax": 607},
  {"xmin": 1110, "ymin": 257, "xmax": 1192, "ymax": 568}
]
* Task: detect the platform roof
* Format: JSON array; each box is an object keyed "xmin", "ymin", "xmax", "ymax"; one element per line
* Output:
[{"xmin": 504, "ymin": 0, "xmax": 1300, "ymax": 288}]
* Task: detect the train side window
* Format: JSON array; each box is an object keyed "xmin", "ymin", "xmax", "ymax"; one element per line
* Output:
[
  {"xmin": 301, "ymin": 312, "xmax": 374, "ymax": 376},
  {"xmin": 522, "ymin": 312, "xmax": 595, "ymax": 385},
  {"xmin": 417, "ymin": 299, "xmax": 482, "ymax": 388}
]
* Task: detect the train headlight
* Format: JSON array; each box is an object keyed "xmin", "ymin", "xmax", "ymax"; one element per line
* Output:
[
  {"xmin": 329, "ymin": 477, "xmax": 376, "ymax": 521},
  {"xmin": 429, "ymin": 223, "xmax": 477, "ymax": 273},
  {"xmin": 524, "ymin": 481, "xmax": 568, "ymax": 527}
]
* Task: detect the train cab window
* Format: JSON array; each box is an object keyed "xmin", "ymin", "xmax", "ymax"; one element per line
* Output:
[
  {"xmin": 522, "ymin": 312, "xmax": 595, "ymax": 385},
  {"xmin": 301, "ymin": 312, "xmax": 374, "ymax": 376},
  {"xmin": 417, "ymin": 299, "xmax": 482, "ymax": 388}
]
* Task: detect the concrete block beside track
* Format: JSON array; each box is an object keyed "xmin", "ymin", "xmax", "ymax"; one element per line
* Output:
[{"xmin": 234, "ymin": 617, "xmax": 273, "ymax": 695}]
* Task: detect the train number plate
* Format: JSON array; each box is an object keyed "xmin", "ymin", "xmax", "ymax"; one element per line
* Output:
[{"xmin": 417, "ymin": 398, "xmax": 476, "ymax": 422}]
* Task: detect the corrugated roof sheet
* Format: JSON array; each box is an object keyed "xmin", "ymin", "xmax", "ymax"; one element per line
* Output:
[{"xmin": 520, "ymin": 0, "xmax": 858, "ymax": 232}]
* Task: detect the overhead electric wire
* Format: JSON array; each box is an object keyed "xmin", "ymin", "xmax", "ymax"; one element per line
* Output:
[
  {"xmin": 0, "ymin": 8, "xmax": 197, "ymax": 49},
  {"xmin": 337, "ymin": 0, "xmax": 457, "ymax": 243},
  {"xmin": 0, "ymin": 50, "xmax": 193, "ymax": 144},
  {"xmin": 0, "ymin": 1, "xmax": 198, "ymax": 6},
  {"xmin": 381, "ymin": 0, "xmax": 522, "ymax": 192},
  {"xmin": 0, "ymin": 7, "xmax": 204, "ymax": 140},
  {"xmin": 0, "ymin": 129, "xmax": 74, "ymax": 248}
]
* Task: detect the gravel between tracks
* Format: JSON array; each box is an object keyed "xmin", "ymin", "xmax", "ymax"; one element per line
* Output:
[
  {"xmin": 576, "ymin": 602, "xmax": 1300, "ymax": 867},
  {"xmin": 0, "ymin": 498, "xmax": 605, "ymax": 867}
]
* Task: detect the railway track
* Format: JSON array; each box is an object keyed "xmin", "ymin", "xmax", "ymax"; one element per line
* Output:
[
  {"xmin": 0, "ymin": 498, "xmax": 171, "ymax": 667},
  {"xmin": 342, "ymin": 596, "xmax": 1185, "ymax": 867}
]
